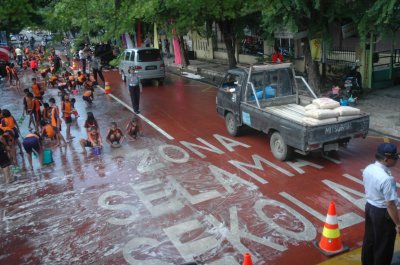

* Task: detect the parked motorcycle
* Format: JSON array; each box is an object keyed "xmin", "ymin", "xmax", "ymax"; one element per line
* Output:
[{"xmin": 343, "ymin": 66, "xmax": 363, "ymax": 99}]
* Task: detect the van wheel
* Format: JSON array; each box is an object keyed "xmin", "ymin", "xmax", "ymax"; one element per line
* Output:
[
  {"xmin": 270, "ymin": 132, "xmax": 293, "ymax": 161},
  {"xmin": 225, "ymin": 112, "xmax": 240, "ymax": 136}
]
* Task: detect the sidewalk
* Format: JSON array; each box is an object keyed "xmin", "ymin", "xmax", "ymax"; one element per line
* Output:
[{"xmin": 165, "ymin": 57, "xmax": 400, "ymax": 140}]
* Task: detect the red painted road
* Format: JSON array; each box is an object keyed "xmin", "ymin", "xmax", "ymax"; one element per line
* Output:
[{"xmin": 0, "ymin": 69, "xmax": 399, "ymax": 265}]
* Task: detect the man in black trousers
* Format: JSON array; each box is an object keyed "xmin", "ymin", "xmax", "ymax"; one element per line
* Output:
[
  {"xmin": 362, "ymin": 143, "xmax": 400, "ymax": 265},
  {"xmin": 127, "ymin": 67, "xmax": 142, "ymax": 114}
]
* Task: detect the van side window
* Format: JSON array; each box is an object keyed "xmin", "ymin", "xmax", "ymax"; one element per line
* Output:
[
  {"xmin": 124, "ymin": 51, "xmax": 131, "ymax": 61},
  {"xmin": 130, "ymin": 51, "xmax": 135, "ymax": 61}
]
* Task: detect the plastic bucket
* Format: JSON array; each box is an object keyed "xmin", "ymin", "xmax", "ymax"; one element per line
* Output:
[
  {"xmin": 92, "ymin": 146, "xmax": 102, "ymax": 156},
  {"xmin": 42, "ymin": 149, "xmax": 53, "ymax": 165}
]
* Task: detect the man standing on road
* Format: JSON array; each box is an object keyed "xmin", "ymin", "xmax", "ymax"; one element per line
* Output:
[
  {"xmin": 79, "ymin": 47, "xmax": 87, "ymax": 73},
  {"xmin": 127, "ymin": 67, "xmax": 142, "ymax": 114},
  {"xmin": 29, "ymin": 36, "xmax": 35, "ymax": 50},
  {"xmin": 14, "ymin": 46, "xmax": 23, "ymax": 67},
  {"xmin": 91, "ymin": 56, "xmax": 104, "ymax": 84},
  {"xmin": 362, "ymin": 142, "xmax": 400, "ymax": 265}
]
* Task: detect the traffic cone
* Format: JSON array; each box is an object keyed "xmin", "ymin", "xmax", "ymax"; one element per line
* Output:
[
  {"xmin": 242, "ymin": 252, "xmax": 253, "ymax": 265},
  {"xmin": 314, "ymin": 201, "xmax": 349, "ymax": 256},
  {"xmin": 104, "ymin": 81, "xmax": 111, "ymax": 94}
]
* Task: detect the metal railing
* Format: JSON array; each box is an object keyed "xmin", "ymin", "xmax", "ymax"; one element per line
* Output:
[{"xmin": 326, "ymin": 48, "xmax": 356, "ymax": 66}]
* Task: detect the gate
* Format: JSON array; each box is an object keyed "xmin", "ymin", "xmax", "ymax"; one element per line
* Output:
[{"xmin": 372, "ymin": 49, "xmax": 400, "ymax": 89}]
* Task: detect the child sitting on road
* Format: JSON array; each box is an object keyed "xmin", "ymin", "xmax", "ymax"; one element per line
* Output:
[
  {"xmin": 126, "ymin": 117, "xmax": 140, "ymax": 141},
  {"xmin": 106, "ymin": 122, "xmax": 125, "ymax": 148}
]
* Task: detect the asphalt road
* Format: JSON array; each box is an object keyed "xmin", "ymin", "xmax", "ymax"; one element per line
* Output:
[{"xmin": 0, "ymin": 69, "xmax": 399, "ymax": 265}]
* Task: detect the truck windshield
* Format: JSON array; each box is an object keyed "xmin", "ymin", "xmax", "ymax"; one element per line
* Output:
[{"xmin": 246, "ymin": 68, "xmax": 294, "ymax": 101}]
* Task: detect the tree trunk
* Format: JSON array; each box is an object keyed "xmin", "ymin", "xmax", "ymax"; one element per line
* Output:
[
  {"xmin": 218, "ymin": 20, "xmax": 237, "ymax": 69},
  {"xmin": 302, "ymin": 37, "xmax": 321, "ymax": 95},
  {"xmin": 179, "ymin": 35, "xmax": 189, "ymax": 67}
]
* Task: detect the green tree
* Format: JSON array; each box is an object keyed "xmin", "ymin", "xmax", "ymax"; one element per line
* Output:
[
  {"xmin": 0, "ymin": 0, "xmax": 34, "ymax": 33},
  {"xmin": 358, "ymin": 0, "xmax": 400, "ymax": 37},
  {"xmin": 256, "ymin": 0, "xmax": 350, "ymax": 94}
]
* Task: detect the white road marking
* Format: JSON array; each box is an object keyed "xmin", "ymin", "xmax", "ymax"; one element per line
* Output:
[{"xmin": 97, "ymin": 86, "xmax": 174, "ymax": 140}]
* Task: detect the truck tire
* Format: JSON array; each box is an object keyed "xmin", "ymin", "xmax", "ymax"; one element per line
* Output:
[
  {"xmin": 225, "ymin": 112, "xmax": 239, "ymax": 136},
  {"xmin": 270, "ymin": 132, "xmax": 293, "ymax": 161}
]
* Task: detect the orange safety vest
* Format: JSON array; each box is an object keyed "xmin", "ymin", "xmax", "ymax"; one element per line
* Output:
[
  {"xmin": 78, "ymin": 75, "xmax": 85, "ymax": 83},
  {"xmin": 83, "ymin": 90, "xmax": 92, "ymax": 97},
  {"xmin": 41, "ymin": 125, "xmax": 55, "ymax": 138},
  {"xmin": 1, "ymin": 116, "xmax": 16, "ymax": 130},
  {"xmin": 62, "ymin": 101, "xmax": 72, "ymax": 118},
  {"xmin": 32, "ymin": 83, "xmax": 42, "ymax": 97},
  {"xmin": 50, "ymin": 106, "xmax": 61, "ymax": 127}
]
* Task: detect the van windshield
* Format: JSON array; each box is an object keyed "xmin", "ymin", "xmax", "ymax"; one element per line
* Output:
[{"xmin": 137, "ymin": 49, "xmax": 161, "ymax": 62}]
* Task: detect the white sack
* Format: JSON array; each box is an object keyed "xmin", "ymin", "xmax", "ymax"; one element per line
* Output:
[
  {"xmin": 312, "ymin": 97, "xmax": 340, "ymax": 109},
  {"xmin": 334, "ymin": 106, "xmax": 361, "ymax": 116},
  {"xmin": 305, "ymin": 109, "xmax": 339, "ymax": 119}
]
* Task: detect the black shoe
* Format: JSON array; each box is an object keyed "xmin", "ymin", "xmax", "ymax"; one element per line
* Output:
[{"xmin": 134, "ymin": 110, "xmax": 140, "ymax": 114}]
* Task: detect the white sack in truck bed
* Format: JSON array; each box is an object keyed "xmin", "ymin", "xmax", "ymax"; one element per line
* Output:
[
  {"xmin": 312, "ymin": 97, "xmax": 340, "ymax": 109},
  {"xmin": 333, "ymin": 106, "xmax": 361, "ymax": 116},
  {"xmin": 302, "ymin": 117, "xmax": 338, "ymax": 126},
  {"xmin": 305, "ymin": 109, "xmax": 338, "ymax": 119},
  {"xmin": 304, "ymin": 104, "xmax": 319, "ymax": 111}
]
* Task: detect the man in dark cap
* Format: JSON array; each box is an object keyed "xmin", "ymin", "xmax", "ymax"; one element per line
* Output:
[{"xmin": 362, "ymin": 143, "xmax": 400, "ymax": 265}]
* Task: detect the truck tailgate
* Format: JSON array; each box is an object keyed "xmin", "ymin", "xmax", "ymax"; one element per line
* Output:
[{"xmin": 307, "ymin": 115, "xmax": 369, "ymax": 144}]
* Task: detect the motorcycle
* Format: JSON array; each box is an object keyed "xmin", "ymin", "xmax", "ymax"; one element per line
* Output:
[{"xmin": 343, "ymin": 66, "xmax": 363, "ymax": 99}]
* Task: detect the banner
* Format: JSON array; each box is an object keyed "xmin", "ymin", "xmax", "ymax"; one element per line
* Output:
[
  {"xmin": 154, "ymin": 23, "xmax": 159, "ymax": 49},
  {"xmin": 310, "ymin": 39, "xmax": 322, "ymax": 61},
  {"xmin": 173, "ymin": 36, "xmax": 182, "ymax": 65},
  {"xmin": 125, "ymin": 32, "xmax": 134, "ymax": 49},
  {"xmin": 137, "ymin": 19, "xmax": 142, "ymax": 47}
]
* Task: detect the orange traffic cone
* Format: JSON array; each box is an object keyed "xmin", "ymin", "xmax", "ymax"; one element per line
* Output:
[
  {"xmin": 314, "ymin": 201, "xmax": 349, "ymax": 256},
  {"xmin": 104, "ymin": 81, "xmax": 111, "ymax": 94},
  {"xmin": 243, "ymin": 252, "xmax": 253, "ymax": 265}
]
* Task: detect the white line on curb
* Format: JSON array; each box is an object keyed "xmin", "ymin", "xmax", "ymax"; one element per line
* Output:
[{"xmin": 98, "ymin": 86, "xmax": 175, "ymax": 140}]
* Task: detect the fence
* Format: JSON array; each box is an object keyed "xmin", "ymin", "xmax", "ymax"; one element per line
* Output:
[{"xmin": 326, "ymin": 48, "xmax": 356, "ymax": 66}]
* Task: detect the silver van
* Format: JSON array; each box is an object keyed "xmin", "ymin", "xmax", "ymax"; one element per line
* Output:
[{"xmin": 119, "ymin": 47, "xmax": 166, "ymax": 84}]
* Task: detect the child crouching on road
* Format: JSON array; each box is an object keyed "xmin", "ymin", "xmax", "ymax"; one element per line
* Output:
[
  {"xmin": 82, "ymin": 87, "xmax": 94, "ymax": 105},
  {"xmin": 80, "ymin": 126, "xmax": 103, "ymax": 154},
  {"xmin": 126, "ymin": 117, "xmax": 140, "ymax": 141},
  {"xmin": 106, "ymin": 122, "xmax": 124, "ymax": 148}
]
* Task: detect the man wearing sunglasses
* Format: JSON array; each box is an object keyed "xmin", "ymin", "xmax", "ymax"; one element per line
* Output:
[{"xmin": 362, "ymin": 143, "xmax": 400, "ymax": 265}]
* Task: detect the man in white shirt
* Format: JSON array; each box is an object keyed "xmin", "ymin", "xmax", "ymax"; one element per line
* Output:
[
  {"xmin": 14, "ymin": 46, "xmax": 23, "ymax": 67},
  {"xmin": 78, "ymin": 47, "xmax": 86, "ymax": 73},
  {"xmin": 362, "ymin": 143, "xmax": 400, "ymax": 265},
  {"xmin": 126, "ymin": 67, "xmax": 142, "ymax": 114}
]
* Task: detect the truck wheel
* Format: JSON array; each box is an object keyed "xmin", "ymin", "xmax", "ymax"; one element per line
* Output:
[
  {"xmin": 225, "ymin": 112, "xmax": 239, "ymax": 136},
  {"xmin": 270, "ymin": 132, "xmax": 293, "ymax": 161}
]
